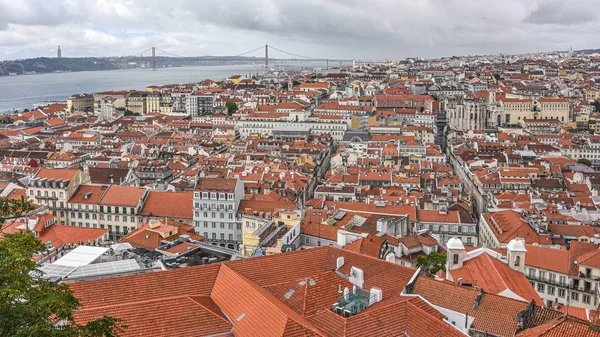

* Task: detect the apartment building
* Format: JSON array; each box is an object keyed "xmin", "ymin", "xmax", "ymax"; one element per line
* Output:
[
  {"xmin": 500, "ymin": 97, "xmax": 569, "ymax": 125},
  {"xmin": 126, "ymin": 91, "xmax": 147, "ymax": 115},
  {"xmin": 97, "ymin": 186, "xmax": 149, "ymax": 241},
  {"xmin": 524, "ymin": 242, "xmax": 600, "ymax": 309},
  {"xmin": 236, "ymin": 119, "xmax": 348, "ymax": 143},
  {"xmin": 27, "ymin": 168, "xmax": 91, "ymax": 225},
  {"xmin": 66, "ymin": 185, "xmax": 106, "ymax": 229},
  {"xmin": 187, "ymin": 94, "xmax": 215, "ymax": 116},
  {"xmin": 193, "ymin": 177, "xmax": 244, "ymax": 248},
  {"xmin": 416, "ymin": 208, "xmax": 478, "ymax": 246}
]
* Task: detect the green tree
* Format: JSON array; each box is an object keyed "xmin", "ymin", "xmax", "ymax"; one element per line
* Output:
[
  {"xmin": 416, "ymin": 252, "xmax": 447, "ymax": 276},
  {"xmin": 592, "ymin": 100, "xmax": 600, "ymax": 113},
  {"xmin": 225, "ymin": 101, "xmax": 238, "ymax": 116},
  {"xmin": 123, "ymin": 109, "xmax": 139, "ymax": 117},
  {"xmin": 578, "ymin": 158, "xmax": 592, "ymax": 167},
  {"xmin": 0, "ymin": 197, "xmax": 123, "ymax": 337}
]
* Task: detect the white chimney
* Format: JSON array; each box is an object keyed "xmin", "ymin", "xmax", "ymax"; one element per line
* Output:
[
  {"xmin": 343, "ymin": 287, "xmax": 350, "ymax": 301},
  {"xmin": 336, "ymin": 256, "xmax": 345, "ymax": 270},
  {"xmin": 369, "ymin": 288, "xmax": 383, "ymax": 305},
  {"xmin": 349, "ymin": 266, "xmax": 364, "ymax": 289}
]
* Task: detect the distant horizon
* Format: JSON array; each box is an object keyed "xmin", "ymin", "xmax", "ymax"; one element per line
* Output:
[{"xmin": 2, "ymin": 46, "xmax": 599, "ymax": 63}]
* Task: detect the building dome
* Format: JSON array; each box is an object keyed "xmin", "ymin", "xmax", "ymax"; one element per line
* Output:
[
  {"xmin": 446, "ymin": 237, "xmax": 465, "ymax": 250},
  {"xmin": 507, "ymin": 238, "xmax": 527, "ymax": 252}
]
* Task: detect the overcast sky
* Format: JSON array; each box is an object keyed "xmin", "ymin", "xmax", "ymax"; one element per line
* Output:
[{"xmin": 1, "ymin": 0, "xmax": 600, "ymax": 61}]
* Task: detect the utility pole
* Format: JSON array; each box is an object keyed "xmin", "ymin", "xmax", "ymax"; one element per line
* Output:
[
  {"xmin": 265, "ymin": 44, "xmax": 269, "ymax": 68},
  {"xmin": 152, "ymin": 47, "xmax": 156, "ymax": 71}
]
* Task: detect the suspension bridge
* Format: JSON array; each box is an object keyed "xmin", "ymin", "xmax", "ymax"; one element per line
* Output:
[{"xmin": 135, "ymin": 44, "xmax": 356, "ymax": 70}]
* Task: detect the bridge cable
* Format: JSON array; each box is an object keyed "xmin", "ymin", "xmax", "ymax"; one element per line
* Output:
[
  {"xmin": 268, "ymin": 45, "xmax": 318, "ymax": 60},
  {"xmin": 233, "ymin": 46, "xmax": 266, "ymax": 57},
  {"xmin": 136, "ymin": 48, "xmax": 152, "ymax": 56},
  {"xmin": 155, "ymin": 48, "xmax": 185, "ymax": 58}
]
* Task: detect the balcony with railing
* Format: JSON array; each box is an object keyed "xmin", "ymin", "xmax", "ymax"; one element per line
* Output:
[{"xmin": 527, "ymin": 275, "xmax": 569, "ymax": 288}]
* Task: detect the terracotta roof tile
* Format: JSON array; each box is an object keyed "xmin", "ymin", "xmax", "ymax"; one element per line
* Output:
[
  {"xmin": 139, "ymin": 191, "xmax": 193, "ymax": 219},
  {"xmin": 448, "ymin": 253, "xmax": 543, "ymax": 304},
  {"xmin": 74, "ymin": 295, "xmax": 232, "ymax": 337},
  {"xmin": 99, "ymin": 186, "xmax": 146, "ymax": 207}
]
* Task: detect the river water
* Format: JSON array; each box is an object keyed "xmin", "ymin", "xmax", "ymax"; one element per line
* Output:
[{"xmin": 0, "ymin": 64, "xmax": 272, "ymax": 113}]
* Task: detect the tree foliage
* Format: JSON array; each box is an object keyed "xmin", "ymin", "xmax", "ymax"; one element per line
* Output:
[
  {"xmin": 416, "ymin": 252, "xmax": 447, "ymax": 276},
  {"xmin": 225, "ymin": 101, "xmax": 238, "ymax": 116},
  {"xmin": 578, "ymin": 158, "xmax": 593, "ymax": 167},
  {"xmin": 0, "ymin": 197, "xmax": 123, "ymax": 336},
  {"xmin": 123, "ymin": 109, "xmax": 139, "ymax": 117},
  {"xmin": 592, "ymin": 100, "xmax": 600, "ymax": 113}
]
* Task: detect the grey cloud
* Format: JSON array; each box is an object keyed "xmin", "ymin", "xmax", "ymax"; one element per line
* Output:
[
  {"xmin": 1, "ymin": 0, "xmax": 600, "ymax": 60},
  {"xmin": 525, "ymin": 0, "xmax": 598, "ymax": 25}
]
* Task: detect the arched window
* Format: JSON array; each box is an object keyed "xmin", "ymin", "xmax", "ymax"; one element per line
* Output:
[{"xmin": 515, "ymin": 255, "xmax": 521, "ymax": 267}]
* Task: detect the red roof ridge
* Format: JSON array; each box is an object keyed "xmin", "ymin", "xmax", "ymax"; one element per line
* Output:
[
  {"xmin": 186, "ymin": 295, "xmax": 232, "ymax": 325},
  {"xmin": 75, "ymin": 294, "xmax": 211, "ymax": 312},
  {"xmin": 215, "ymin": 264, "xmax": 324, "ymax": 336}
]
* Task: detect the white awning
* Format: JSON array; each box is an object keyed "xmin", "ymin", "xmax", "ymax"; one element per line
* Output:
[{"xmin": 53, "ymin": 246, "xmax": 109, "ymax": 267}]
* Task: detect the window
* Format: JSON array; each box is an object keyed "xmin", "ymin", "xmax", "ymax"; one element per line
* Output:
[
  {"xmin": 515, "ymin": 256, "xmax": 521, "ymax": 267},
  {"xmin": 548, "ymin": 286, "xmax": 555, "ymax": 296},
  {"xmin": 305, "ymin": 237, "xmax": 309, "ymax": 245},
  {"xmin": 107, "ymin": 215, "xmax": 112, "ymax": 221},
  {"xmin": 453, "ymin": 254, "xmax": 459, "ymax": 265},
  {"xmin": 202, "ymin": 192, "xmax": 208, "ymax": 199},
  {"xmin": 537, "ymin": 283, "xmax": 545, "ymax": 293},
  {"xmin": 212, "ymin": 222, "xmax": 216, "ymax": 228},
  {"xmin": 220, "ymin": 223, "xmax": 224, "ymax": 229},
  {"xmin": 229, "ymin": 234, "xmax": 233, "ymax": 241},
  {"xmin": 583, "ymin": 295, "xmax": 591, "ymax": 304},
  {"xmin": 571, "ymin": 292, "xmax": 579, "ymax": 301},
  {"xmin": 220, "ymin": 233, "xmax": 224, "ymax": 240},
  {"xmin": 558, "ymin": 288, "xmax": 566, "ymax": 298},
  {"xmin": 229, "ymin": 213, "xmax": 233, "ymax": 219},
  {"xmin": 115, "ymin": 216, "xmax": 119, "ymax": 222},
  {"xmin": 220, "ymin": 212, "xmax": 224, "ymax": 219}
]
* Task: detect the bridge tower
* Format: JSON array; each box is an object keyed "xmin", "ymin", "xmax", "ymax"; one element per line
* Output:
[
  {"xmin": 152, "ymin": 47, "xmax": 156, "ymax": 71},
  {"xmin": 265, "ymin": 44, "xmax": 269, "ymax": 67}
]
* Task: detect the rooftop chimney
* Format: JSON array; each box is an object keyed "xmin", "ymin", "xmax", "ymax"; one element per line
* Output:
[
  {"xmin": 336, "ymin": 256, "xmax": 345, "ymax": 270},
  {"xmin": 349, "ymin": 266, "xmax": 364, "ymax": 289}
]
